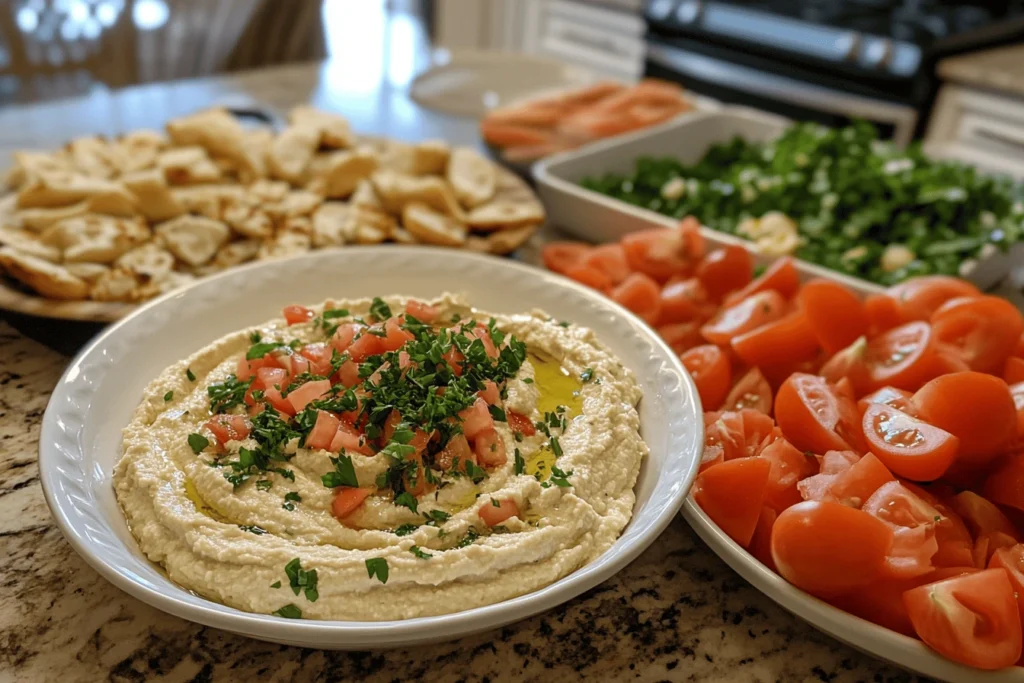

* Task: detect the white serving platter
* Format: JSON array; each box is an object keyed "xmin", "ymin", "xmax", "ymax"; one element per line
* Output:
[{"xmin": 38, "ymin": 245, "xmax": 703, "ymax": 649}]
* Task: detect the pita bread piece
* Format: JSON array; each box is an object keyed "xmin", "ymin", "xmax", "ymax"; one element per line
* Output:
[
  {"xmin": 0, "ymin": 224, "xmax": 61, "ymax": 262},
  {"xmin": 465, "ymin": 222, "xmax": 537, "ymax": 255},
  {"xmin": 268, "ymin": 124, "xmax": 320, "ymax": 184},
  {"xmin": 290, "ymin": 105, "xmax": 355, "ymax": 149},
  {"xmin": 466, "ymin": 200, "xmax": 545, "ymax": 232},
  {"xmin": 213, "ymin": 239, "xmax": 262, "ymax": 268},
  {"xmin": 5, "ymin": 150, "xmax": 72, "ymax": 190},
  {"xmin": 0, "ymin": 246, "xmax": 89, "ymax": 299},
  {"xmin": 121, "ymin": 168, "xmax": 185, "ymax": 223},
  {"xmin": 166, "ymin": 107, "xmax": 264, "ymax": 181},
  {"xmin": 447, "ymin": 147, "xmax": 497, "ymax": 209},
  {"xmin": 113, "ymin": 130, "xmax": 168, "ymax": 174},
  {"xmin": 116, "ymin": 243, "xmax": 176, "ymax": 281},
  {"xmin": 158, "ymin": 147, "xmax": 222, "ymax": 185},
  {"xmin": 401, "ymin": 203, "xmax": 468, "ymax": 247},
  {"xmin": 311, "ymin": 202, "xmax": 394, "ymax": 247},
  {"xmin": 41, "ymin": 214, "xmax": 150, "ymax": 264},
  {"xmin": 89, "ymin": 266, "xmax": 161, "ymax": 302},
  {"xmin": 154, "ymin": 214, "xmax": 230, "ymax": 267},
  {"xmin": 17, "ymin": 172, "xmax": 137, "ymax": 213},
  {"xmin": 258, "ymin": 230, "xmax": 312, "ymax": 261},
  {"xmin": 315, "ymin": 147, "xmax": 378, "ymax": 199},
  {"xmin": 370, "ymin": 171, "xmax": 464, "ymax": 219},
  {"xmin": 16, "ymin": 201, "xmax": 91, "ymax": 232}
]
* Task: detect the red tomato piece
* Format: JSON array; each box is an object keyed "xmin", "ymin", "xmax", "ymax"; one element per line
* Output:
[
  {"xmin": 798, "ymin": 279, "xmax": 869, "ymax": 355},
  {"xmin": 696, "ymin": 245, "xmax": 753, "ymax": 301},
  {"xmin": 723, "ymin": 256, "xmax": 800, "ymax": 306},
  {"xmin": 775, "ymin": 373, "xmax": 864, "ymax": 455},
  {"xmin": 974, "ymin": 531, "xmax": 1019, "ymax": 569},
  {"xmin": 286, "ymin": 379, "xmax": 332, "ymax": 413},
  {"xmin": 331, "ymin": 487, "xmax": 373, "ymax": 518},
  {"xmin": 331, "ymin": 323, "xmax": 363, "ymax": 353},
  {"xmin": 459, "ymin": 397, "xmax": 493, "ymax": 439},
  {"xmin": 334, "ymin": 360, "xmax": 360, "ymax": 388},
  {"xmin": 901, "ymin": 483, "xmax": 976, "ymax": 569},
  {"xmin": 887, "ymin": 276, "xmax": 981, "ymax": 322},
  {"xmin": 680, "ymin": 344, "xmax": 731, "ymax": 411},
  {"xmin": 283, "ymin": 304, "xmax": 314, "ymax": 325},
  {"xmin": 989, "ymin": 544, "xmax": 1024, "ymax": 618},
  {"xmin": 436, "ymin": 434, "xmax": 474, "ymax": 471},
  {"xmin": 330, "ymin": 426, "xmax": 374, "ymax": 456},
  {"xmin": 348, "ymin": 330, "xmax": 386, "ymax": 362},
  {"xmin": 541, "ymin": 241, "xmax": 591, "ymax": 275},
  {"xmin": 299, "ymin": 342, "xmax": 334, "ymax": 376},
  {"xmin": 722, "ymin": 367, "xmax": 773, "ymax": 414},
  {"xmin": 379, "ymin": 318, "xmax": 415, "ymax": 352},
  {"xmin": 611, "ymin": 272, "xmax": 662, "ymax": 323},
  {"xmin": 621, "ymin": 221, "xmax": 704, "ymax": 282},
  {"xmin": 758, "ymin": 435, "xmax": 816, "ymax": 513},
  {"xmin": 507, "ymin": 411, "xmax": 536, "ymax": 437},
  {"xmin": 862, "ymin": 403, "xmax": 959, "ymax": 481},
  {"xmin": 581, "ymin": 243, "xmax": 630, "ymax": 285},
  {"xmin": 658, "ymin": 321, "xmax": 703, "ymax": 355},
  {"xmin": 903, "ymin": 568, "xmax": 1022, "ymax": 670},
  {"xmin": 932, "ymin": 296, "xmax": 1024, "ymax": 374},
  {"xmin": 205, "ymin": 414, "xmax": 251, "ymax": 446},
  {"xmin": 985, "ymin": 455, "xmax": 1024, "ymax": 514},
  {"xmin": 658, "ymin": 278, "xmax": 710, "ymax": 324},
  {"xmin": 565, "ymin": 263, "xmax": 613, "ymax": 291},
  {"xmin": 863, "ymin": 481, "xmax": 940, "ymax": 579},
  {"xmin": 474, "ymin": 428, "xmax": 507, "ymax": 467},
  {"xmin": 262, "ymin": 386, "xmax": 296, "ymax": 417},
  {"xmin": 306, "ymin": 410, "xmax": 341, "ymax": 451},
  {"xmin": 1005, "ymin": 358, "xmax": 1024, "ymax": 386},
  {"xmin": 256, "ymin": 366, "xmax": 289, "ymax": 391},
  {"xmin": 479, "ymin": 498, "xmax": 521, "ymax": 526},
  {"xmin": 692, "ymin": 456, "xmax": 772, "ymax": 547},
  {"xmin": 797, "ymin": 451, "xmax": 894, "ymax": 508},
  {"xmin": 913, "ymin": 372, "xmax": 1017, "ymax": 468},
  {"xmin": 731, "ymin": 312, "xmax": 820, "ymax": 370},
  {"xmin": 700, "ymin": 291, "xmax": 787, "ymax": 346},
  {"xmin": 857, "ymin": 386, "xmax": 916, "ymax": 417},
  {"xmin": 864, "ymin": 294, "xmax": 904, "ymax": 336},
  {"xmin": 748, "ymin": 506, "xmax": 778, "ymax": 571},
  {"xmin": 951, "ymin": 491, "xmax": 1020, "ymax": 540},
  {"xmin": 405, "ymin": 299, "xmax": 440, "ymax": 323},
  {"xmin": 771, "ymin": 501, "xmax": 894, "ymax": 597}
]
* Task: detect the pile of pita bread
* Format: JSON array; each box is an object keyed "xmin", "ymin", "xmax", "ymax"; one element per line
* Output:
[{"xmin": 0, "ymin": 106, "xmax": 545, "ymax": 303}]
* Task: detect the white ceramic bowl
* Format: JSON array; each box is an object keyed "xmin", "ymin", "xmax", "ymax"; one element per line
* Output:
[
  {"xmin": 39, "ymin": 246, "xmax": 703, "ymax": 649},
  {"xmin": 683, "ymin": 500, "xmax": 1024, "ymax": 682}
]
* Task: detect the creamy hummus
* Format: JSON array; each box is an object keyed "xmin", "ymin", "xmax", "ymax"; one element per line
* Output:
[{"xmin": 114, "ymin": 293, "xmax": 646, "ymax": 620}]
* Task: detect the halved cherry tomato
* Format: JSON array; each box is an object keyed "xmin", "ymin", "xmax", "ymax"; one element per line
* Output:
[
  {"xmin": 580, "ymin": 243, "xmax": 631, "ymax": 285},
  {"xmin": 771, "ymin": 501, "xmax": 893, "ymax": 598},
  {"xmin": 951, "ymin": 491, "xmax": 1020, "ymax": 540},
  {"xmin": 542, "ymin": 241, "xmax": 591, "ymax": 275},
  {"xmin": 332, "ymin": 487, "xmax": 374, "ymax": 518},
  {"xmin": 731, "ymin": 312, "xmax": 820, "ymax": 370},
  {"xmin": 974, "ymin": 531, "xmax": 1019, "ymax": 569},
  {"xmin": 989, "ymin": 544, "xmax": 1024, "ymax": 618},
  {"xmin": 984, "ymin": 455, "xmax": 1024, "ymax": 514},
  {"xmin": 611, "ymin": 272, "xmax": 662, "ymax": 323},
  {"xmin": 748, "ymin": 506, "xmax": 778, "ymax": 571},
  {"xmin": 863, "ymin": 481, "xmax": 940, "ymax": 579},
  {"xmin": 857, "ymin": 386, "xmax": 916, "ymax": 417},
  {"xmin": 862, "ymin": 403, "xmax": 959, "ymax": 481},
  {"xmin": 658, "ymin": 278, "xmax": 710, "ymax": 324},
  {"xmin": 701, "ymin": 409, "xmax": 774, "ymax": 469},
  {"xmin": 621, "ymin": 222, "xmax": 703, "ymax": 282},
  {"xmin": 695, "ymin": 245, "xmax": 752, "ymax": 301},
  {"xmin": 700, "ymin": 291, "xmax": 787, "ymax": 346},
  {"xmin": 864, "ymin": 294, "xmax": 904, "ymax": 336},
  {"xmin": 913, "ymin": 372, "xmax": 1017, "ymax": 467},
  {"xmin": 859, "ymin": 322, "xmax": 942, "ymax": 394},
  {"xmin": 681, "ymin": 344, "xmax": 731, "ymax": 411},
  {"xmin": 903, "ymin": 568, "xmax": 1022, "ymax": 670},
  {"xmin": 1005, "ymin": 358, "xmax": 1024, "ymax": 385},
  {"xmin": 797, "ymin": 451, "xmax": 894, "ymax": 508},
  {"xmin": 1010, "ymin": 381, "xmax": 1024, "ymax": 446},
  {"xmin": 693, "ymin": 457, "xmax": 771, "ymax": 547},
  {"xmin": 283, "ymin": 304, "xmax": 314, "ymax": 325},
  {"xmin": 932, "ymin": 296, "xmax": 1024, "ymax": 374},
  {"xmin": 901, "ymin": 482, "xmax": 975, "ymax": 569},
  {"xmin": 797, "ymin": 279, "xmax": 869, "ymax": 355},
  {"xmin": 775, "ymin": 373, "xmax": 864, "ymax": 455},
  {"xmin": 658, "ymin": 321, "xmax": 703, "ymax": 355},
  {"xmin": 758, "ymin": 435, "xmax": 816, "ymax": 513},
  {"xmin": 723, "ymin": 256, "xmax": 800, "ymax": 306},
  {"xmin": 886, "ymin": 276, "xmax": 981, "ymax": 322},
  {"xmin": 564, "ymin": 264, "xmax": 612, "ymax": 291},
  {"xmin": 722, "ymin": 367, "xmax": 773, "ymax": 414}
]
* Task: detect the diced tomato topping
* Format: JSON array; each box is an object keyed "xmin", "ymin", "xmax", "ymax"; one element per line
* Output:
[
  {"xmin": 300, "ymin": 342, "xmax": 334, "ymax": 375},
  {"xmin": 204, "ymin": 414, "xmax": 251, "ymax": 445},
  {"xmin": 405, "ymin": 300, "xmax": 440, "ymax": 323},
  {"xmin": 331, "ymin": 487, "xmax": 374, "ymax": 518},
  {"xmin": 348, "ymin": 330, "xmax": 386, "ymax": 362},
  {"xmin": 508, "ymin": 411, "xmax": 536, "ymax": 436},
  {"xmin": 286, "ymin": 379, "xmax": 332, "ymax": 413},
  {"xmin": 306, "ymin": 410, "xmax": 341, "ymax": 451},
  {"xmin": 331, "ymin": 323, "xmax": 363, "ymax": 353},
  {"xmin": 262, "ymin": 386, "xmax": 296, "ymax": 417},
  {"xmin": 330, "ymin": 426, "xmax": 374, "ymax": 455},
  {"xmin": 479, "ymin": 498, "xmax": 520, "ymax": 526},
  {"xmin": 334, "ymin": 360, "xmax": 361, "ymax": 388},
  {"xmin": 283, "ymin": 304, "xmax": 314, "ymax": 325},
  {"xmin": 442, "ymin": 348, "xmax": 464, "ymax": 376},
  {"xmin": 436, "ymin": 434, "xmax": 473, "ymax": 470},
  {"xmin": 478, "ymin": 380, "xmax": 501, "ymax": 405},
  {"xmin": 459, "ymin": 397, "xmax": 493, "ymax": 439},
  {"xmin": 236, "ymin": 355, "xmax": 278, "ymax": 382},
  {"xmin": 474, "ymin": 428, "xmax": 507, "ymax": 467},
  {"xmin": 380, "ymin": 317, "xmax": 415, "ymax": 352}
]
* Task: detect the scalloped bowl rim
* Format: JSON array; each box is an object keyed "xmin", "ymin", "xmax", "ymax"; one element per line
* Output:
[{"xmin": 39, "ymin": 246, "xmax": 703, "ymax": 647}]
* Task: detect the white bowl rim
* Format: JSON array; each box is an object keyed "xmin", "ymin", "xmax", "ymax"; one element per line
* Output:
[{"xmin": 39, "ymin": 245, "xmax": 704, "ymax": 642}]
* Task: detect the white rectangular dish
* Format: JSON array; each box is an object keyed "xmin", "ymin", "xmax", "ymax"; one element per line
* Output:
[{"xmin": 532, "ymin": 107, "xmax": 1017, "ymax": 294}]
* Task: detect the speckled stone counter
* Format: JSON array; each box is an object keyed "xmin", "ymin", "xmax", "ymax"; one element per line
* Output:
[{"xmin": 0, "ymin": 61, "xmax": 930, "ymax": 683}]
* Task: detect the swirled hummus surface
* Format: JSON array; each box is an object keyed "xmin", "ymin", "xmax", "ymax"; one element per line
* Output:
[{"xmin": 114, "ymin": 293, "xmax": 646, "ymax": 620}]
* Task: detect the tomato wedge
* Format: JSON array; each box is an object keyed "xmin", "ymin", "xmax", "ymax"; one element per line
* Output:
[
  {"xmin": 542, "ymin": 241, "xmax": 591, "ymax": 275},
  {"xmin": 903, "ymin": 568, "xmax": 1022, "ymax": 670},
  {"xmin": 611, "ymin": 272, "xmax": 662, "ymax": 323},
  {"xmin": 580, "ymin": 243, "xmax": 631, "ymax": 285},
  {"xmin": 863, "ymin": 481, "xmax": 940, "ymax": 579},
  {"xmin": 621, "ymin": 223, "xmax": 703, "ymax": 282},
  {"xmin": 1005, "ymin": 357, "xmax": 1024, "ymax": 386},
  {"xmin": 989, "ymin": 544, "xmax": 1024, "ymax": 618},
  {"xmin": 775, "ymin": 373, "xmax": 864, "ymax": 455},
  {"xmin": 913, "ymin": 372, "xmax": 1017, "ymax": 468},
  {"xmin": 695, "ymin": 245, "xmax": 753, "ymax": 301},
  {"xmin": 680, "ymin": 344, "xmax": 731, "ymax": 411},
  {"xmin": 699, "ymin": 291, "xmax": 787, "ymax": 346},
  {"xmin": 723, "ymin": 256, "xmax": 800, "ymax": 306},
  {"xmin": 902, "ymin": 482, "xmax": 976, "ymax": 569},
  {"xmin": 864, "ymin": 293, "xmax": 904, "ymax": 336},
  {"xmin": 771, "ymin": 501, "xmax": 893, "ymax": 598},
  {"xmin": 861, "ymin": 403, "xmax": 959, "ymax": 481},
  {"xmin": 950, "ymin": 491, "xmax": 1020, "ymax": 540},
  {"xmin": 758, "ymin": 434, "xmax": 816, "ymax": 512},
  {"xmin": 932, "ymin": 295, "xmax": 1024, "ymax": 374},
  {"xmin": 857, "ymin": 386, "xmax": 916, "ymax": 417},
  {"xmin": 731, "ymin": 312, "xmax": 820, "ymax": 371},
  {"xmin": 983, "ymin": 455, "xmax": 1024, "ymax": 514},
  {"xmin": 748, "ymin": 506, "xmax": 778, "ymax": 571},
  {"xmin": 797, "ymin": 450, "xmax": 894, "ymax": 508},
  {"xmin": 886, "ymin": 275, "xmax": 981, "ymax": 322},
  {"xmin": 692, "ymin": 457, "xmax": 772, "ymax": 547},
  {"xmin": 658, "ymin": 278, "xmax": 711, "ymax": 325},
  {"xmin": 798, "ymin": 279, "xmax": 869, "ymax": 355},
  {"xmin": 722, "ymin": 367, "xmax": 773, "ymax": 414}
]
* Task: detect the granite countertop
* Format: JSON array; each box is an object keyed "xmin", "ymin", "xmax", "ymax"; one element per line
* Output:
[{"xmin": 0, "ymin": 61, "xmax": 930, "ymax": 682}]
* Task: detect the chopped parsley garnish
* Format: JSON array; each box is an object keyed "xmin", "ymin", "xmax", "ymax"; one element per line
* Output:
[
  {"xmin": 255, "ymin": 479, "xmax": 272, "ymax": 491},
  {"xmin": 239, "ymin": 524, "xmax": 267, "ymax": 535},
  {"xmin": 285, "ymin": 491, "xmax": 302, "ymax": 502},
  {"xmin": 187, "ymin": 433, "xmax": 209, "ymax": 454},
  {"xmin": 409, "ymin": 546, "xmax": 432, "ymax": 559},
  {"xmin": 207, "ymin": 375, "xmax": 253, "ymax": 414},
  {"xmin": 369, "ymin": 297, "xmax": 392, "ymax": 322},
  {"xmin": 580, "ymin": 368, "xmax": 594, "ymax": 383},
  {"xmin": 423, "ymin": 509, "xmax": 451, "ymax": 525},
  {"xmin": 522, "ymin": 377, "xmax": 533, "ymax": 384},
  {"xmin": 213, "ymin": 408, "xmax": 298, "ymax": 488},
  {"xmin": 457, "ymin": 528, "xmax": 480, "ymax": 548},
  {"xmin": 164, "ymin": 390, "xmax": 173, "ymax": 402},
  {"xmin": 272, "ymin": 604, "xmax": 302, "ymax": 619},
  {"xmin": 249, "ymin": 331, "xmax": 261, "ymax": 344},
  {"xmin": 321, "ymin": 454, "xmax": 359, "ymax": 488},
  {"xmin": 550, "ymin": 465, "xmax": 573, "ymax": 488},
  {"xmin": 394, "ymin": 523, "xmax": 419, "ymax": 536},
  {"xmin": 270, "ymin": 581, "xmax": 281, "ymax": 588},
  {"xmin": 513, "ymin": 448, "xmax": 525, "ymax": 475},
  {"xmin": 365, "ymin": 557, "xmax": 389, "ymax": 584},
  {"xmin": 490, "ymin": 498, "xmax": 501, "ymax": 507},
  {"xmin": 186, "ymin": 368, "xmax": 196, "ymax": 382},
  {"xmin": 284, "ymin": 558, "xmax": 319, "ymax": 602},
  {"xmin": 395, "ymin": 492, "xmax": 418, "ymax": 513},
  {"xmin": 246, "ymin": 341, "xmax": 280, "ymax": 360},
  {"xmin": 550, "ymin": 435, "xmax": 564, "ymax": 458},
  {"xmin": 488, "ymin": 405, "xmax": 507, "ymax": 422},
  {"xmin": 464, "ymin": 460, "xmax": 487, "ymax": 484},
  {"xmin": 558, "ymin": 320, "xmax": 571, "ymax": 328},
  {"xmin": 323, "ymin": 308, "xmax": 350, "ymax": 320}
]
